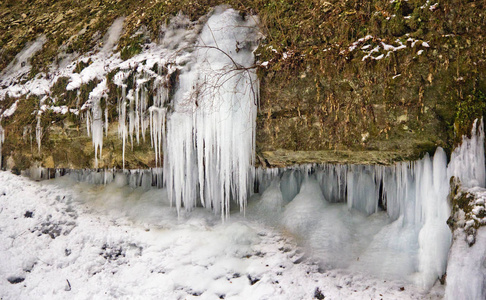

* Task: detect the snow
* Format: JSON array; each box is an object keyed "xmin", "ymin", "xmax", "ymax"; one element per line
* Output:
[
  {"xmin": 348, "ymin": 35, "xmax": 373, "ymax": 51},
  {"xmin": 2, "ymin": 100, "xmax": 18, "ymax": 118},
  {"xmin": 0, "ymin": 171, "xmax": 438, "ymax": 299},
  {"xmin": 381, "ymin": 40, "xmax": 406, "ymax": 52},
  {"xmin": 0, "ymin": 36, "xmax": 46, "ymax": 87},
  {"xmin": 100, "ymin": 17, "xmax": 125, "ymax": 54},
  {"xmin": 356, "ymin": 37, "xmax": 408, "ymax": 61},
  {"xmin": 429, "ymin": 3, "xmax": 439, "ymax": 11}
]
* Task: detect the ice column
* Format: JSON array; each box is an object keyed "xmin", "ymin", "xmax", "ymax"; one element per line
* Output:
[
  {"xmin": 415, "ymin": 148, "xmax": 452, "ymax": 289},
  {"xmin": 448, "ymin": 118, "xmax": 485, "ymax": 188},
  {"xmin": 0, "ymin": 125, "xmax": 4, "ymax": 168},
  {"xmin": 35, "ymin": 114, "xmax": 42, "ymax": 153},
  {"xmin": 164, "ymin": 8, "xmax": 259, "ymax": 218},
  {"xmin": 87, "ymin": 79, "xmax": 108, "ymax": 168},
  {"xmin": 114, "ymin": 72, "xmax": 128, "ymax": 169}
]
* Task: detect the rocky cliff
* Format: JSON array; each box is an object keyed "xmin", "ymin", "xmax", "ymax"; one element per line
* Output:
[{"xmin": 0, "ymin": 0, "xmax": 485, "ymax": 170}]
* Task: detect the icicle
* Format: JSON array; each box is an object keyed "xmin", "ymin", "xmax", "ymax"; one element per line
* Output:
[
  {"xmin": 88, "ymin": 79, "xmax": 108, "ymax": 168},
  {"xmin": 346, "ymin": 165, "xmax": 380, "ymax": 215},
  {"xmin": 35, "ymin": 114, "xmax": 42, "ymax": 153},
  {"xmin": 127, "ymin": 89, "xmax": 135, "ymax": 150},
  {"xmin": 105, "ymin": 106, "xmax": 109, "ymax": 137},
  {"xmin": 116, "ymin": 79, "xmax": 128, "ymax": 169},
  {"xmin": 86, "ymin": 111, "xmax": 91, "ymax": 137},
  {"xmin": 0, "ymin": 125, "xmax": 4, "ymax": 169},
  {"xmin": 149, "ymin": 107, "xmax": 166, "ymax": 167}
]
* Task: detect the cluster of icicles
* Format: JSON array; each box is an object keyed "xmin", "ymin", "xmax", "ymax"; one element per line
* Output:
[
  {"xmin": 28, "ymin": 119, "xmax": 485, "ymax": 290},
  {"xmin": 81, "ymin": 8, "xmax": 259, "ymax": 219}
]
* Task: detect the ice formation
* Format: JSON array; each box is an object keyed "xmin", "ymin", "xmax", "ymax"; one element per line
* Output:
[
  {"xmin": 448, "ymin": 118, "xmax": 486, "ymax": 187},
  {"xmin": 84, "ymin": 79, "xmax": 108, "ymax": 168},
  {"xmin": 20, "ymin": 118, "xmax": 485, "ymax": 290},
  {"xmin": 1, "ymin": 4, "xmax": 485, "ymax": 293},
  {"xmin": 0, "ymin": 8, "xmax": 260, "ymax": 218},
  {"xmin": 252, "ymin": 119, "xmax": 485, "ymax": 288},
  {"xmin": 0, "ymin": 125, "xmax": 4, "ymax": 168},
  {"xmin": 164, "ymin": 8, "xmax": 259, "ymax": 218},
  {"xmin": 35, "ymin": 114, "xmax": 42, "ymax": 153},
  {"xmin": 445, "ymin": 227, "xmax": 486, "ymax": 300}
]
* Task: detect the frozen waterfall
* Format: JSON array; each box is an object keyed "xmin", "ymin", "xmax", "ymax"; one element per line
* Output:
[
  {"xmin": 28, "ymin": 118, "xmax": 485, "ymax": 290},
  {"xmin": 4, "ymin": 5, "xmax": 485, "ymax": 293},
  {"xmin": 251, "ymin": 119, "xmax": 484, "ymax": 289},
  {"xmin": 163, "ymin": 8, "xmax": 259, "ymax": 219}
]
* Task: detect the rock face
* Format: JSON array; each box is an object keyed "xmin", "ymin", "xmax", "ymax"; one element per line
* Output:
[{"xmin": 0, "ymin": 1, "xmax": 485, "ymax": 169}]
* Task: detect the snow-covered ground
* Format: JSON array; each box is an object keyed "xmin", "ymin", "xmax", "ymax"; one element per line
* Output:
[{"xmin": 0, "ymin": 171, "xmax": 442, "ymax": 299}]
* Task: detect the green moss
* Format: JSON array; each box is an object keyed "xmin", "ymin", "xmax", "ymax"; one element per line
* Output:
[
  {"xmin": 74, "ymin": 59, "xmax": 90, "ymax": 74},
  {"xmin": 51, "ymin": 76, "xmax": 70, "ymax": 100},
  {"xmin": 120, "ymin": 36, "xmax": 143, "ymax": 61},
  {"xmin": 454, "ymin": 90, "xmax": 486, "ymax": 141}
]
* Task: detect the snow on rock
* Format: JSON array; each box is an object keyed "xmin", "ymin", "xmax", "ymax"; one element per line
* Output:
[
  {"xmin": 445, "ymin": 183, "xmax": 486, "ymax": 300},
  {"xmin": 1, "ymin": 100, "xmax": 18, "ymax": 118},
  {"xmin": 0, "ymin": 171, "xmax": 434, "ymax": 300},
  {"xmin": 0, "ymin": 36, "xmax": 47, "ymax": 89}
]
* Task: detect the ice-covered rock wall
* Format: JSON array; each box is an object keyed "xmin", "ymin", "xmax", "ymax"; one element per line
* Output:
[{"xmin": 445, "ymin": 185, "xmax": 486, "ymax": 300}]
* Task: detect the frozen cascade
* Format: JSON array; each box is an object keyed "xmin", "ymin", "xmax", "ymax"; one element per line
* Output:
[
  {"xmin": 252, "ymin": 119, "xmax": 485, "ymax": 288},
  {"xmin": 164, "ymin": 8, "xmax": 259, "ymax": 218},
  {"xmin": 114, "ymin": 66, "xmax": 173, "ymax": 169},
  {"xmin": 448, "ymin": 118, "xmax": 486, "ymax": 187},
  {"xmin": 4, "ymin": 6, "xmax": 484, "ymax": 292},
  {"xmin": 23, "ymin": 118, "xmax": 484, "ymax": 290}
]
